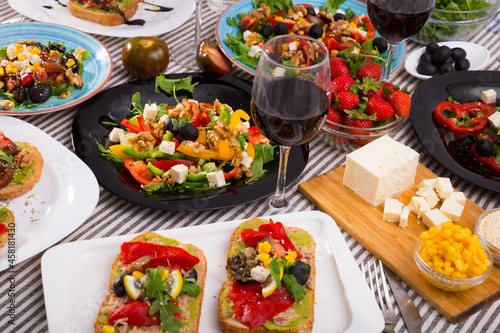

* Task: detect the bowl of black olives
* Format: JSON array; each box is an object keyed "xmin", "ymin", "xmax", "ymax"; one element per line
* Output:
[{"xmin": 404, "ymin": 41, "xmax": 490, "ymax": 80}]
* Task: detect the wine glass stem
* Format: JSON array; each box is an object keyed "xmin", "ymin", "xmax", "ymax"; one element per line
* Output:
[
  {"xmin": 270, "ymin": 145, "xmax": 291, "ymax": 209},
  {"xmin": 383, "ymin": 43, "xmax": 396, "ymax": 80},
  {"xmin": 194, "ymin": 0, "xmax": 203, "ymax": 51}
]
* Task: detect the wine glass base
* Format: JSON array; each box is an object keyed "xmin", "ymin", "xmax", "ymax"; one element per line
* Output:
[{"xmin": 242, "ymin": 197, "xmax": 292, "ymax": 219}]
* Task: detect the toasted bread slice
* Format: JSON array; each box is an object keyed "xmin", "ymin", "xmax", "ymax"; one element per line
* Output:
[
  {"xmin": 0, "ymin": 207, "xmax": 14, "ymax": 249},
  {"xmin": 0, "ymin": 142, "xmax": 43, "ymax": 200},
  {"xmin": 94, "ymin": 232, "xmax": 207, "ymax": 333},
  {"xmin": 68, "ymin": 0, "xmax": 140, "ymax": 26},
  {"xmin": 218, "ymin": 218, "xmax": 316, "ymax": 333}
]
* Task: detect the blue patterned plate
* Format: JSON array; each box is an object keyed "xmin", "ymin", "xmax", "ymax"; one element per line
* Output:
[
  {"xmin": 216, "ymin": 0, "xmax": 407, "ymax": 75},
  {"xmin": 0, "ymin": 22, "xmax": 112, "ymax": 115}
]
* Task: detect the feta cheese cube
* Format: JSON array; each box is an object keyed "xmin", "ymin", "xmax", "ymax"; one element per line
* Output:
[
  {"xmin": 170, "ymin": 164, "xmax": 189, "ymax": 184},
  {"xmin": 383, "ymin": 198, "xmax": 404, "ymax": 222},
  {"xmin": 417, "ymin": 178, "xmax": 437, "ymax": 189},
  {"xmin": 399, "ymin": 206, "xmax": 410, "ymax": 228},
  {"xmin": 143, "ymin": 103, "xmax": 158, "ymax": 120},
  {"xmin": 250, "ymin": 266, "xmax": 271, "ymax": 283},
  {"xmin": 158, "ymin": 114, "xmax": 169, "ymax": 125},
  {"xmin": 408, "ymin": 196, "xmax": 430, "ymax": 219},
  {"xmin": 207, "ymin": 170, "xmax": 226, "ymax": 187},
  {"xmin": 243, "ymin": 30, "xmax": 252, "ymax": 41},
  {"xmin": 248, "ymin": 45, "xmax": 262, "ymax": 58},
  {"xmin": 440, "ymin": 199, "xmax": 464, "ymax": 222},
  {"xmin": 336, "ymin": 9, "xmax": 346, "ymax": 15},
  {"xmin": 109, "ymin": 128, "xmax": 124, "ymax": 142},
  {"xmin": 357, "ymin": 29, "xmax": 368, "ymax": 37},
  {"xmin": 159, "ymin": 141, "xmax": 176, "ymax": 155},
  {"xmin": 422, "ymin": 209, "xmax": 451, "ymax": 228},
  {"xmin": 274, "ymin": 67, "xmax": 286, "ymax": 77},
  {"xmin": 416, "ymin": 186, "xmax": 439, "ymax": 209},
  {"xmin": 241, "ymin": 121, "xmax": 250, "ymax": 128},
  {"xmin": 436, "ymin": 177, "xmax": 454, "ymax": 199},
  {"xmin": 240, "ymin": 151, "xmax": 254, "ymax": 169},
  {"xmin": 446, "ymin": 191, "xmax": 466, "ymax": 206},
  {"xmin": 481, "ymin": 89, "xmax": 497, "ymax": 104},
  {"xmin": 120, "ymin": 133, "xmax": 136, "ymax": 145},
  {"xmin": 288, "ymin": 42, "xmax": 297, "ymax": 52},
  {"xmin": 488, "ymin": 111, "xmax": 500, "ymax": 128}
]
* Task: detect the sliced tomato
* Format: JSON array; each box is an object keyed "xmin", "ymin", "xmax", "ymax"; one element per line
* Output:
[
  {"xmin": 124, "ymin": 158, "xmax": 163, "ymax": 186},
  {"xmin": 108, "ymin": 301, "xmax": 160, "ymax": 327}
]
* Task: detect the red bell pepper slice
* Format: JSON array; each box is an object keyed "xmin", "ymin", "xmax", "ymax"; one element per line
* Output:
[
  {"xmin": 121, "ymin": 241, "xmax": 200, "ymax": 271},
  {"xmin": 0, "ymin": 223, "xmax": 7, "ymax": 235},
  {"xmin": 154, "ymin": 160, "xmax": 197, "ymax": 171},
  {"xmin": 21, "ymin": 72, "xmax": 34, "ymax": 85},
  {"xmin": 471, "ymin": 143, "xmax": 500, "ymax": 172},
  {"xmin": 190, "ymin": 102, "xmax": 201, "ymax": 127},
  {"xmin": 121, "ymin": 119, "xmax": 142, "ymax": 134},
  {"xmin": 434, "ymin": 101, "xmax": 493, "ymax": 135},
  {"xmin": 137, "ymin": 115, "xmax": 152, "ymax": 132},
  {"xmin": 124, "ymin": 158, "xmax": 163, "ymax": 186},
  {"xmin": 324, "ymin": 36, "xmax": 350, "ymax": 52},
  {"xmin": 353, "ymin": 14, "xmax": 376, "ymax": 44},
  {"xmin": 240, "ymin": 229, "xmax": 277, "ymax": 247},
  {"xmin": 224, "ymin": 168, "xmax": 238, "ymax": 180},
  {"xmin": 108, "ymin": 301, "xmax": 160, "ymax": 327},
  {"xmin": 247, "ymin": 126, "xmax": 267, "ymax": 145},
  {"xmin": 259, "ymin": 219, "xmax": 302, "ymax": 259}
]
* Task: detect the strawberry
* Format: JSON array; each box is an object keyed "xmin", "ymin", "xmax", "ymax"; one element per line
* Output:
[
  {"xmin": 330, "ymin": 58, "xmax": 350, "ymax": 80},
  {"xmin": 344, "ymin": 117, "xmax": 373, "ymax": 129},
  {"xmin": 331, "ymin": 75, "xmax": 355, "ymax": 95},
  {"xmin": 326, "ymin": 107, "xmax": 344, "ymax": 129},
  {"xmin": 382, "ymin": 82, "xmax": 395, "ymax": 96},
  {"xmin": 386, "ymin": 90, "xmax": 411, "ymax": 118},
  {"xmin": 356, "ymin": 64, "xmax": 382, "ymax": 81},
  {"xmin": 336, "ymin": 91, "xmax": 359, "ymax": 111},
  {"xmin": 365, "ymin": 96, "xmax": 394, "ymax": 121},
  {"xmin": 357, "ymin": 77, "xmax": 383, "ymax": 99}
]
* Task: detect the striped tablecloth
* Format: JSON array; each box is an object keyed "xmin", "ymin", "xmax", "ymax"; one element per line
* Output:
[{"xmin": 1, "ymin": 1, "xmax": 500, "ymax": 332}]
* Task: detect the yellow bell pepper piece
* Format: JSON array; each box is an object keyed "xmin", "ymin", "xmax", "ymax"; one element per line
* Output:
[
  {"xmin": 196, "ymin": 129, "xmax": 207, "ymax": 145},
  {"xmin": 177, "ymin": 145, "xmax": 218, "ymax": 160},
  {"xmin": 218, "ymin": 140, "xmax": 235, "ymax": 160},
  {"xmin": 228, "ymin": 109, "xmax": 251, "ymax": 132},
  {"xmin": 246, "ymin": 142, "xmax": 255, "ymax": 160},
  {"xmin": 109, "ymin": 145, "xmax": 131, "ymax": 159}
]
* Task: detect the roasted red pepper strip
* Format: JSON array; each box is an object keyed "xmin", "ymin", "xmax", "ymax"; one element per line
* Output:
[
  {"xmin": 240, "ymin": 229, "xmax": 278, "ymax": 247},
  {"xmin": 108, "ymin": 301, "xmax": 161, "ymax": 327},
  {"xmin": 355, "ymin": 14, "xmax": 376, "ymax": 42},
  {"xmin": 124, "ymin": 158, "xmax": 163, "ymax": 186},
  {"xmin": 0, "ymin": 131, "xmax": 14, "ymax": 150},
  {"xmin": 247, "ymin": 126, "xmax": 267, "ymax": 146},
  {"xmin": 224, "ymin": 168, "xmax": 238, "ymax": 180},
  {"xmin": 21, "ymin": 72, "xmax": 34, "ymax": 85},
  {"xmin": 434, "ymin": 101, "xmax": 493, "ymax": 135},
  {"xmin": 471, "ymin": 143, "xmax": 500, "ymax": 172},
  {"xmin": 260, "ymin": 219, "xmax": 303, "ymax": 259},
  {"xmin": 190, "ymin": 101, "xmax": 201, "ymax": 127},
  {"xmin": 137, "ymin": 115, "xmax": 152, "ymax": 133},
  {"xmin": 324, "ymin": 36, "xmax": 350, "ymax": 52},
  {"xmin": 0, "ymin": 223, "xmax": 7, "ymax": 235},
  {"xmin": 154, "ymin": 160, "xmax": 197, "ymax": 171},
  {"xmin": 121, "ymin": 119, "xmax": 142, "ymax": 133}
]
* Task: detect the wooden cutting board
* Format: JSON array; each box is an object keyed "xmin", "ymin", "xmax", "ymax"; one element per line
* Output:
[{"xmin": 298, "ymin": 163, "xmax": 500, "ymax": 324}]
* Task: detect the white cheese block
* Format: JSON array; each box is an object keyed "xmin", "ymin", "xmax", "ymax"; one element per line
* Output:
[
  {"xmin": 343, "ymin": 136, "xmax": 419, "ymax": 206},
  {"xmin": 422, "ymin": 209, "xmax": 451, "ymax": 228},
  {"xmin": 240, "ymin": 151, "xmax": 254, "ymax": 169},
  {"xmin": 488, "ymin": 111, "xmax": 500, "ymax": 128},
  {"xmin": 207, "ymin": 170, "xmax": 226, "ymax": 187},
  {"xmin": 109, "ymin": 128, "xmax": 124, "ymax": 142},
  {"xmin": 170, "ymin": 164, "xmax": 189, "ymax": 184},
  {"xmin": 159, "ymin": 141, "xmax": 176, "ymax": 155},
  {"xmin": 436, "ymin": 177, "xmax": 454, "ymax": 199},
  {"xmin": 143, "ymin": 103, "xmax": 158, "ymax": 120},
  {"xmin": 440, "ymin": 199, "xmax": 464, "ymax": 222},
  {"xmin": 408, "ymin": 196, "xmax": 430, "ymax": 219},
  {"xmin": 250, "ymin": 266, "xmax": 270, "ymax": 283},
  {"xmin": 446, "ymin": 191, "xmax": 466, "ymax": 206},
  {"xmin": 274, "ymin": 67, "xmax": 286, "ymax": 77},
  {"xmin": 248, "ymin": 45, "xmax": 262, "ymax": 58},
  {"xmin": 288, "ymin": 42, "xmax": 297, "ymax": 52},
  {"xmin": 243, "ymin": 30, "xmax": 252, "ymax": 41},
  {"xmin": 158, "ymin": 114, "xmax": 169, "ymax": 125},
  {"xmin": 416, "ymin": 186, "xmax": 439, "ymax": 209},
  {"xmin": 417, "ymin": 178, "xmax": 437, "ymax": 190},
  {"xmin": 399, "ymin": 206, "xmax": 410, "ymax": 228},
  {"xmin": 481, "ymin": 89, "xmax": 497, "ymax": 104},
  {"xmin": 383, "ymin": 198, "xmax": 404, "ymax": 222}
]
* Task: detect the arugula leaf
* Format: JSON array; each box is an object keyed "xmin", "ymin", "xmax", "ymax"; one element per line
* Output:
[
  {"xmin": 254, "ymin": 144, "xmax": 275, "ymax": 164},
  {"xmin": 246, "ymin": 157, "xmax": 267, "ymax": 184},
  {"xmin": 51, "ymin": 83, "xmax": 74, "ymax": 96},
  {"xmin": 283, "ymin": 273, "xmax": 306, "ymax": 301},
  {"xmin": 319, "ymin": 0, "xmax": 346, "ymax": 14},
  {"xmin": 81, "ymin": 50, "xmax": 91, "ymax": 61},
  {"xmin": 155, "ymin": 76, "xmax": 199, "ymax": 95},
  {"xmin": 0, "ymin": 148, "xmax": 13, "ymax": 164},
  {"xmin": 269, "ymin": 257, "xmax": 283, "ymax": 288},
  {"xmin": 253, "ymin": 0, "xmax": 293, "ymax": 12},
  {"xmin": 102, "ymin": 121, "xmax": 118, "ymax": 126},
  {"xmin": 129, "ymin": 91, "xmax": 144, "ymax": 116},
  {"xmin": 95, "ymin": 140, "xmax": 123, "ymax": 164},
  {"xmin": 0, "ymin": 48, "xmax": 7, "ymax": 59},
  {"xmin": 180, "ymin": 278, "xmax": 202, "ymax": 297},
  {"xmin": 227, "ymin": 16, "xmax": 239, "ymax": 28}
]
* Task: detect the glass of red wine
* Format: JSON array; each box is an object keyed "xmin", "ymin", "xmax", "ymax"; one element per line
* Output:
[
  {"xmin": 251, "ymin": 35, "xmax": 330, "ymax": 211},
  {"xmin": 367, "ymin": 0, "xmax": 435, "ymax": 79}
]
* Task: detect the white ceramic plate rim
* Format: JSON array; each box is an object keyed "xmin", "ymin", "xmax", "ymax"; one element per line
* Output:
[
  {"xmin": 404, "ymin": 41, "xmax": 490, "ymax": 80},
  {"xmin": 41, "ymin": 211, "xmax": 384, "ymax": 333},
  {"xmin": 0, "ymin": 116, "xmax": 99, "ymax": 271},
  {"xmin": 8, "ymin": 0, "xmax": 195, "ymax": 38}
]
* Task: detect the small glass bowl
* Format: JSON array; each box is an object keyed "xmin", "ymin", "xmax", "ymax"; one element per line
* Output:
[
  {"xmin": 320, "ymin": 116, "xmax": 405, "ymax": 152},
  {"xmin": 414, "ymin": 235, "xmax": 493, "ymax": 292},
  {"xmin": 475, "ymin": 208, "xmax": 500, "ymax": 266}
]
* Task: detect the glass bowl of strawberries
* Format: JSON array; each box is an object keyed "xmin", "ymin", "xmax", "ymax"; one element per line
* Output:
[{"xmin": 321, "ymin": 56, "xmax": 410, "ymax": 152}]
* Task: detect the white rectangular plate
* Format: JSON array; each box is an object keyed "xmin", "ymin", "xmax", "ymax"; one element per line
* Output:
[
  {"xmin": 0, "ymin": 116, "xmax": 99, "ymax": 271},
  {"xmin": 41, "ymin": 211, "xmax": 384, "ymax": 332}
]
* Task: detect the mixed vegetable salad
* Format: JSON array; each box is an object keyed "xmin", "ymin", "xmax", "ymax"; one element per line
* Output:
[
  {"xmin": 0, "ymin": 40, "xmax": 90, "ymax": 110},
  {"xmin": 98, "ymin": 76, "xmax": 275, "ymax": 196}
]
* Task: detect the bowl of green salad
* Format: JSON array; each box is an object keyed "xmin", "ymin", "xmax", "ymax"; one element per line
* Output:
[{"xmin": 411, "ymin": 0, "xmax": 500, "ymax": 44}]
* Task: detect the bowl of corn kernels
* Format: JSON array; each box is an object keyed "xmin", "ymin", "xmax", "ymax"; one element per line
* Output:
[
  {"xmin": 475, "ymin": 208, "xmax": 500, "ymax": 266},
  {"xmin": 414, "ymin": 222, "xmax": 493, "ymax": 291}
]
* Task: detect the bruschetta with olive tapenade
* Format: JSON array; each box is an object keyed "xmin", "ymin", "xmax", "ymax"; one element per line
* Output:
[
  {"xmin": 0, "ymin": 131, "xmax": 43, "ymax": 200},
  {"xmin": 218, "ymin": 218, "xmax": 316, "ymax": 333},
  {"xmin": 94, "ymin": 232, "xmax": 207, "ymax": 333},
  {"xmin": 0, "ymin": 206, "xmax": 14, "ymax": 249},
  {"xmin": 68, "ymin": 0, "xmax": 140, "ymax": 26}
]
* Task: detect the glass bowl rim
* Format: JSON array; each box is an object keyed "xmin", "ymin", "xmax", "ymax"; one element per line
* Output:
[
  {"xmin": 322, "ymin": 115, "xmax": 406, "ymax": 136},
  {"xmin": 475, "ymin": 208, "xmax": 500, "ymax": 254},
  {"xmin": 431, "ymin": 0, "xmax": 500, "ymax": 15}
]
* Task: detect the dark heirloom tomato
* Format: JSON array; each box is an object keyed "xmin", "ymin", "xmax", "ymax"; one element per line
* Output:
[
  {"xmin": 196, "ymin": 39, "xmax": 232, "ymax": 74},
  {"xmin": 122, "ymin": 37, "xmax": 170, "ymax": 78}
]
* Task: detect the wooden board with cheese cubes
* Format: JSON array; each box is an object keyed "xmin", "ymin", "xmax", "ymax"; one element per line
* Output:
[{"xmin": 298, "ymin": 149, "xmax": 500, "ymax": 324}]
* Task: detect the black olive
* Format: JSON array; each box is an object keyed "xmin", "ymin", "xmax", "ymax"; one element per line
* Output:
[
  {"xmin": 185, "ymin": 269, "xmax": 198, "ymax": 281},
  {"xmin": 439, "ymin": 62, "xmax": 455, "ymax": 74},
  {"xmin": 451, "ymin": 47, "xmax": 467, "ymax": 60},
  {"xmin": 222, "ymin": 163, "xmax": 234, "ymax": 173},
  {"xmin": 62, "ymin": 53, "xmax": 79, "ymax": 72},
  {"xmin": 163, "ymin": 117, "xmax": 177, "ymax": 134},
  {"xmin": 35, "ymin": 42, "xmax": 49, "ymax": 54},
  {"xmin": 432, "ymin": 46, "xmax": 451, "ymax": 65},
  {"xmin": 273, "ymin": 21, "xmax": 288, "ymax": 36},
  {"xmin": 419, "ymin": 52, "xmax": 432, "ymax": 63},
  {"xmin": 268, "ymin": 52, "xmax": 282, "ymax": 63},
  {"xmin": 426, "ymin": 42, "xmax": 439, "ymax": 54},
  {"xmin": 29, "ymin": 84, "xmax": 52, "ymax": 103},
  {"xmin": 455, "ymin": 58, "xmax": 470, "ymax": 71},
  {"xmin": 49, "ymin": 42, "xmax": 66, "ymax": 53},
  {"xmin": 12, "ymin": 86, "xmax": 27, "ymax": 102},
  {"xmin": 306, "ymin": 7, "xmax": 315, "ymax": 17},
  {"xmin": 288, "ymin": 261, "xmax": 311, "ymax": 285},
  {"xmin": 178, "ymin": 122, "xmax": 199, "ymax": 141},
  {"xmin": 333, "ymin": 13, "xmax": 347, "ymax": 21},
  {"xmin": 308, "ymin": 24, "xmax": 323, "ymax": 39},
  {"xmin": 261, "ymin": 25, "xmax": 274, "ymax": 39},
  {"xmin": 416, "ymin": 62, "xmax": 437, "ymax": 76},
  {"xmin": 475, "ymin": 139, "xmax": 494, "ymax": 157},
  {"xmin": 444, "ymin": 57, "xmax": 454, "ymax": 64},
  {"xmin": 372, "ymin": 37, "xmax": 387, "ymax": 53},
  {"xmin": 112, "ymin": 274, "xmax": 129, "ymax": 297}
]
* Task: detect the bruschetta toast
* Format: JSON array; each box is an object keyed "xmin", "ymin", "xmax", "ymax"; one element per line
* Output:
[
  {"xmin": 0, "ymin": 206, "xmax": 14, "ymax": 249},
  {"xmin": 68, "ymin": 0, "xmax": 140, "ymax": 26},
  {"xmin": 0, "ymin": 131, "xmax": 43, "ymax": 200},
  {"xmin": 218, "ymin": 218, "xmax": 316, "ymax": 333},
  {"xmin": 94, "ymin": 232, "xmax": 207, "ymax": 333}
]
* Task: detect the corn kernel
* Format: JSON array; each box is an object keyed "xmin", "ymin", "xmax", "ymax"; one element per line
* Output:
[
  {"xmin": 5, "ymin": 64, "xmax": 18, "ymax": 74},
  {"xmin": 102, "ymin": 325, "xmax": 116, "ymax": 333},
  {"xmin": 132, "ymin": 271, "xmax": 145, "ymax": 279},
  {"xmin": 275, "ymin": 16, "xmax": 283, "ymax": 21},
  {"xmin": 17, "ymin": 54, "xmax": 26, "ymax": 61},
  {"xmin": 50, "ymin": 50, "xmax": 58, "ymax": 56},
  {"xmin": 288, "ymin": 251, "xmax": 297, "ymax": 259},
  {"xmin": 284, "ymin": 255, "xmax": 295, "ymax": 265},
  {"xmin": 0, "ymin": 67, "xmax": 4, "ymax": 76},
  {"xmin": 258, "ymin": 241, "xmax": 272, "ymax": 254},
  {"xmin": 330, "ymin": 50, "xmax": 339, "ymax": 56},
  {"xmin": 33, "ymin": 62, "xmax": 41, "ymax": 69},
  {"xmin": 281, "ymin": 44, "xmax": 289, "ymax": 51},
  {"xmin": 348, "ymin": 22, "xmax": 357, "ymax": 29},
  {"xmin": 66, "ymin": 58, "xmax": 75, "ymax": 68},
  {"xmin": 258, "ymin": 252, "xmax": 270, "ymax": 263}
]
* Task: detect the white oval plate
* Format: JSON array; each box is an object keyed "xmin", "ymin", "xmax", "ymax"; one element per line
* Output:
[{"xmin": 404, "ymin": 41, "xmax": 490, "ymax": 80}]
